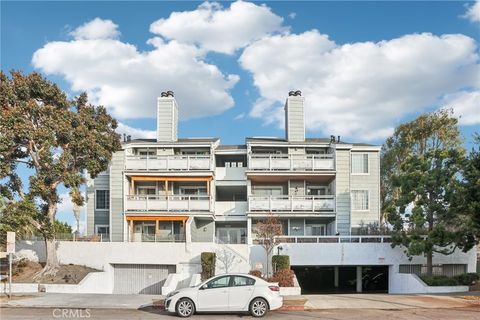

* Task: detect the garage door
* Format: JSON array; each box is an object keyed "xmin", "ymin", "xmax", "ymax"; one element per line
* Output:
[{"xmin": 113, "ymin": 264, "xmax": 176, "ymax": 294}]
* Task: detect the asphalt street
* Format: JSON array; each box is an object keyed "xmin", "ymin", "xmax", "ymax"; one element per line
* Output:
[{"xmin": 1, "ymin": 307, "xmax": 480, "ymax": 320}]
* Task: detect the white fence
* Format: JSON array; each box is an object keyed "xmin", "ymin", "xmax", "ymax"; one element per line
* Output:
[
  {"xmin": 248, "ymin": 195, "xmax": 335, "ymax": 212},
  {"xmin": 125, "ymin": 155, "xmax": 212, "ymax": 171},
  {"xmin": 126, "ymin": 195, "xmax": 212, "ymax": 212},
  {"xmin": 248, "ymin": 154, "xmax": 335, "ymax": 171}
]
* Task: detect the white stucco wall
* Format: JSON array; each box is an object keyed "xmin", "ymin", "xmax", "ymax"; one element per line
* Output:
[
  {"xmin": 16, "ymin": 241, "xmax": 251, "ymax": 274},
  {"xmin": 389, "ymin": 271, "xmax": 469, "ymax": 294},
  {"xmin": 249, "ymin": 243, "xmax": 476, "ymax": 271}
]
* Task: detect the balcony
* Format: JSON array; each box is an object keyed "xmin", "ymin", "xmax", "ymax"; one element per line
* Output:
[
  {"xmin": 215, "ymin": 201, "xmax": 248, "ymax": 215},
  {"xmin": 126, "ymin": 195, "xmax": 212, "ymax": 212},
  {"xmin": 125, "ymin": 155, "xmax": 212, "ymax": 171},
  {"xmin": 248, "ymin": 195, "xmax": 335, "ymax": 213},
  {"xmin": 248, "ymin": 154, "xmax": 334, "ymax": 171}
]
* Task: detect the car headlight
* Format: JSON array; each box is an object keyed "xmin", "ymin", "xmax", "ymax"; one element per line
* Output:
[{"xmin": 167, "ymin": 290, "xmax": 179, "ymax": 298}]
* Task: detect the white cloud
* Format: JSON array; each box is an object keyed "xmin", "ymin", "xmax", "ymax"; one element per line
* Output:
[
  {"xmin": 149, "ymin": 1, "xmax": 285, "ymax": 54},
  {"xmin": 234, "ymin": 112, "xmax": 245, "ymax": 120},
  {"xmin": 442, "ymin": 91, "xmax": 480, "ymax": 125},
  {"xmin": 289, "ymin": 12, "xmax": 296, "ymax": 19},
  {"xmin": 116, "ymin": 122, "xmax": 156, "ymax": 139},
  {"xmin": 463, "ymin": 0, "xmax": 480, "ymax": 23},
  {"xmin": 70, "ymin": 17, "xmax": 120, "ymax": 40},
  {"xmin": 240, "ymin": 31, "xmax": 480, "ymax": 140},
  {"xmin": 32, "ymin": 19, "xmax": 239, "ymax": 120}
]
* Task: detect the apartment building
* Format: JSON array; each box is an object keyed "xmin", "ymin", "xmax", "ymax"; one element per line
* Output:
[
  {"xmin": 87, "ymin": 91, "xmax": 381, "ymax": 243},
  {"xmin": 82, "ymin": 91, "xmax": 475, "ymax": 295}
]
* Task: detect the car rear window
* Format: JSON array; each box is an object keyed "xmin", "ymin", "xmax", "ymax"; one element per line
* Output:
[{"xmin": 232, "ymin": 276, "xmax": 255, "ymax": 286}]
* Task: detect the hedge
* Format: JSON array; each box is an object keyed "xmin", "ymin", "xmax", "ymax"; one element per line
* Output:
[
  {"xmin": 201, "ymin": 252, "xmax": 216, "ymax": 280},
  {"xmin": 420, "ymin": 273, "xmax": 479, "ymax": 286},
  {"xmin": 268, "ymin": 269, "xmax": 295, "ymax": 287},
  {"xmin": 272, "ymin": 255, "xmax": 290, "ymax": 271}
]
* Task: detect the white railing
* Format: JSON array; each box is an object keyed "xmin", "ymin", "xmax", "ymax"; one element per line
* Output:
[
  {"xmin": 248, "ymin": 154, "xmax": 335, "ymax": 171},
  {"xmin": 140, "ymin": 234, "xmax": 185, "ymax": 242},
  {"xmin": 255, "ymin": 235, "xmax": 392, "ymax": 244},
  {"xmin": 125, "ymin": 155, "xmax": 212, "ymax": 171},
  {"xmin": 126, "ymin": 195, "xmax": 212, "ymax": 212},
  {"xmin": 248, "ymin": 195, "xmax": 335, "ymax": 212}
]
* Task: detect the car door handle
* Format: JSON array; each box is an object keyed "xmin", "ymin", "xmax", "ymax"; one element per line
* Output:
[{"xmin": 221, "ymin": 290, "xmax": 228, "ymax": 293}]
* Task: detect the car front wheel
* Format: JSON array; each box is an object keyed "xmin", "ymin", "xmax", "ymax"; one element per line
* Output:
[
  {"xmin": 176, "ymin": 298, "xmax": 195, "ymax": 317},
  {"xmin": 249, "ymin": 298, "xmax": 268, "ymax": 317}
]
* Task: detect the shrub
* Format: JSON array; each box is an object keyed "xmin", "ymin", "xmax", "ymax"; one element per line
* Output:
[
  {"xmin": 249, "ymin": 270, "xmax": 263, "ymax": 279},
  {"xmin": 201, "ymin": 252, "xmax": 216, "ymax": 281},
  {"xmin": 420, "ymin": 275, "xmax": 459, "ymax": 286},
  {"xmin": 270, "ymin": 269, "xmax": 294, "ymax": 287},
  {"xmin": 272, "ymin": 255, "xmax": 290, "ymax": 271},
  {"xmin": 454, "ymin": 273, "xmax": 479, "ymax": 286}
]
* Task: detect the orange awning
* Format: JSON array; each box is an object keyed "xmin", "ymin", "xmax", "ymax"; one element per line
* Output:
[{"xmin": 126, "ymin": 215, "xmax": 189, "ymax": 221}]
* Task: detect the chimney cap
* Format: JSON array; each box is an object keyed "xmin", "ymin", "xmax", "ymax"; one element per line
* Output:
[{"xmin": 160, "ymin": 91, "xmax": 175, "ymax": 98}]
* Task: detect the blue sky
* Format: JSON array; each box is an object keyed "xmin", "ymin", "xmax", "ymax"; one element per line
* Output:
[{"xmin": 2, "ymin": 1, "xmax": 479, "ymax": 231}]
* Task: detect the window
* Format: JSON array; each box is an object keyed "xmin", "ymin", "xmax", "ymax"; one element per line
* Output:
[
  {"xmin": 95, "ymin": 190, "xmax": 109, "ymax": 210},
  {"xmin": 232, "ymin": 276, "xmax": 255, "ymax": 286},
  {"xmin": 352, "ymin": 153, "xmax": 369, "ymax": 174},
  {"xmin": 206, "ymin": 276, "xmax": 231, "ymax": 289},
  {"xmin": 252, "ymin": 186, "xmax": 283, "ymax": 196},
  {"xmin": 95, "ymin": 225, "xmax": 109, "ymax": 235},
  {"xmin": 351, "ymin": 190, "xmax": 369, "ymax": 210}
]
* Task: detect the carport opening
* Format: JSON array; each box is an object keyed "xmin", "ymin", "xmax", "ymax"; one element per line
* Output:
[{"xmin": 292, "ymin": 265, "xmax": 388, "ymax": 294}]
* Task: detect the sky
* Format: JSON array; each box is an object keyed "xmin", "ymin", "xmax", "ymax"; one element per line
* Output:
[{"xmin": 1, "ymin": 1, "xmax": 479, "ymax": 232}]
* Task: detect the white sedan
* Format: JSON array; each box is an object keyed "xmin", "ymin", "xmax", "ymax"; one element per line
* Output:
[{"xmin": 165, "ymin": 273, "xmax": 283, "ymax": 317}]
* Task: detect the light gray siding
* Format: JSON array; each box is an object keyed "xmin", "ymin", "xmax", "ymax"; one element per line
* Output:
[
  {"xmin": 285, "ymin": 96, "xmax": 305, "ymax": 142},
  {"xmin": 156, "ymin": 97, "xmax": 178, "ymax": 142},
  {"xmin": 335, "ymin": 149, "xmax": 351, "ymax": 235},
  {"xmin": 191, "ymin": 218, "xmax": 214, "ymax": 242},
  {"xmin": 86, "ymin": 172, "xmax": 109, "ymax": 236},
  {"xmin": 350, "ymin": 151, "xmax": 381, "ymax": 227},
  {"xmin": 110, "ymin": 151, "xmax": 125, "ymax": 241}
]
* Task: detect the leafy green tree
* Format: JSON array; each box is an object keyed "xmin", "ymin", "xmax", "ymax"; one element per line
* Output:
[
  {"xmin": 450, "ymin": 133, "xmax": 480, "ymax": 242},
  {"xmin": 53, "ymin": 220, "xmax": 73, "ymax": 235},
  {"xmin": 0, "ymin": 71, "xmax": 120, "ymax": 276},
  {"xmin": 383, "ymin": 109, "xmax": 474, "ymax": 276}
]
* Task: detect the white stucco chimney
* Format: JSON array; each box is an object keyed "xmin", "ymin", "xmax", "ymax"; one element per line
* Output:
[
  {"xmin": 285, "ymin": 90, "xmax": 305, "ymax": 142},
  {"xmin": 157, "ymin": 91, "xmax": 178, "ymax": 142}
]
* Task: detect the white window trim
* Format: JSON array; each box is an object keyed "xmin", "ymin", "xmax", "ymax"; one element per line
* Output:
[
  {"xmin": 351, "ymin": 189, "xmax": 370, "ymax": 211},
  {"xmin": 95, "ymin": 225, "xmax": 109, "ymax": 234},
  {"xmin": 351, "ymin": 153, "xmax": 370, "ymax": 175},
  {"xmin": 95, "ymin": 190, "xmax": 109, "ymax": 211}
]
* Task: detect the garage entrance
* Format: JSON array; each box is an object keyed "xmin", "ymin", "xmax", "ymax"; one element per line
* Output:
[
  {"xmin": 292, "ymin": 265, "xmax": 388, "ymax": 294},
  {"xmin": 113, "ymin": 264, "xmax": 176, "ymax": 294}
]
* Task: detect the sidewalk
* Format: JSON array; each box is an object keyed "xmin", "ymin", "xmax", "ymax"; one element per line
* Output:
[
  {"xmin": 1, "ymin": 292, "xmax": 477, "ymax": 311},
  {"xmin": 1, "ymin": 293, "xmax": 163, "ymax": 309}
]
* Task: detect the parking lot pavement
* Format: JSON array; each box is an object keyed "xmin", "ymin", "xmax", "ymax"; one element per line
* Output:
[{"xmin": 1, "ymin": 307, "xmax": 480, "ymax": 320}]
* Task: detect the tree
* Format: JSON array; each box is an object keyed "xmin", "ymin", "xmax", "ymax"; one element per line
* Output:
[
  {"xmin": 450, "ymin": 133, "xmax": 480, "ymax": 242},
  {"xmin": 254, "ymin": 215, "xmax": 283, "ymax": 276},
  {"xmin": 383, "ymin": 109, "xmax": 474, "ymax": 276},
  {"xmin": 0, "ymin": 71, "xmax": 121, "ymax": 276}
]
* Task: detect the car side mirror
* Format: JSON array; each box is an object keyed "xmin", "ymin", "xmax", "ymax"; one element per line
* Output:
[{"xmin": 200, "ymin": 284, "xmax": 208, "ymax": 290}]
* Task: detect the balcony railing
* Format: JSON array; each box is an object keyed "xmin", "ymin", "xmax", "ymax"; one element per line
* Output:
[
  {"xmin": 140, "ymin": 234, "xmax": 185, "ymax": 242},
  {"xmin": 248, "ymin": 154, "xmax": 335, "ymax": 171},
  {"xmin": 255, "ymin": 235, "xmax": 392, "ymax": 244},
  {"xmin": 126, "ymin": 195, "xmax": 212, "ymax": 212},
  {"xmin": 248, "ymin": 195, "xmax": 335, "ymax": 212},
  {"xmin": 125, "ymin": 155, "xmax": 212, "ymax": 171}
]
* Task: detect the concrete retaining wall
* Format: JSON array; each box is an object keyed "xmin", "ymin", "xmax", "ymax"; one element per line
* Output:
[
  {"xmin": 3, "ymin": 271, "xmax": 112, "ymax": 294},
  {"xmin": 389, "ymin": 271, "xmax": 469, "ymax": 294}
]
